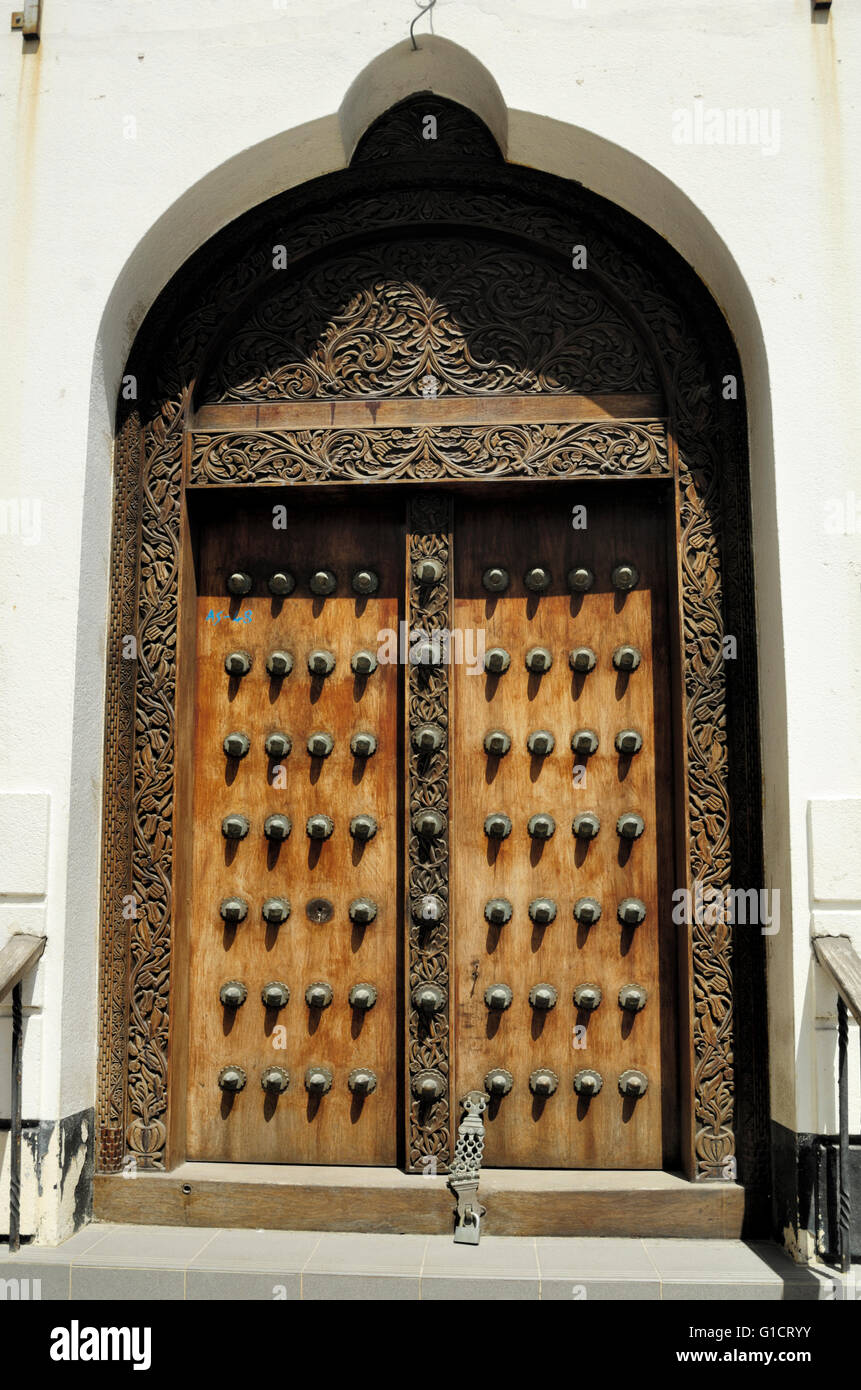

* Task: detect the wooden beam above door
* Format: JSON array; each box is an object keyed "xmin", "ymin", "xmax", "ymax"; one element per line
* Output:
[{"xmin": 190, "ymin": 393, "xmax": 665, "ymax": 433}]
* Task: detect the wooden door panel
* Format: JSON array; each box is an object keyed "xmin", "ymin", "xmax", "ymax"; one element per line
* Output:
[
  {"xmin": 186, "ymin": 500, "xmax": 403, "ymax": 1165},
  {"xmin": 451, "ymin": 490, "xmax": 673, "ymax": 1168}
]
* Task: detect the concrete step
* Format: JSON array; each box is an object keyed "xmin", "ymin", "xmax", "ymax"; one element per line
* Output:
[{"xmin": 1, "ymin": 1225, "xmax": 857, "ymax": 1300}]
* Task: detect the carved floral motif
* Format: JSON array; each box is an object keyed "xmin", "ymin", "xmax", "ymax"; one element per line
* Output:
[{"xmin": 190, "ymin": 421, "xmax": 668, "ymax": 486}]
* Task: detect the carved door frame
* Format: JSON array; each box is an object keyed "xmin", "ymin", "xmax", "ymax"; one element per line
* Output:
[{"xmin": 96, "ymin": 97, "xmax": 769, "ymax": 1224}]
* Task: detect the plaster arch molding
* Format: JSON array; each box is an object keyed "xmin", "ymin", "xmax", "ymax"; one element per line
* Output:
[{"xmin": 94, "ymin": 41, "xmax": 769, "ymax": 1217}]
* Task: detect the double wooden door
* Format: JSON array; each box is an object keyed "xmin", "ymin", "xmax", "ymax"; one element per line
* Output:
[{"xmin": 186, "ymin": 486, "xmax": 675, "ymax": 1170}]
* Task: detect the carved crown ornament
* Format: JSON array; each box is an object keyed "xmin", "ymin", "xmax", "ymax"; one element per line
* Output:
[{"xmin": 97, "ymin": 95, "xmax": 766, "ymax": 1215}]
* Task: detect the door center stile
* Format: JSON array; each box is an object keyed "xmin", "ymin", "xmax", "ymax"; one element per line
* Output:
[{"xmin": 406, "ymin": 493, "xmax": 454, "ymax": 1173}]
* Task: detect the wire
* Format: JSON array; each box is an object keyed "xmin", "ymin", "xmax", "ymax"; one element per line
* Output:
[{"xmin": 410, "ymin": 0, "xmax": 437, "ymax": 51}]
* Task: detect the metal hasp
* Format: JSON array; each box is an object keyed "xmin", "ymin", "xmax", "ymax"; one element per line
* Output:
[{"xmin": 448, "ymin": 1090, "xmax": 489, "ymax": 1245}]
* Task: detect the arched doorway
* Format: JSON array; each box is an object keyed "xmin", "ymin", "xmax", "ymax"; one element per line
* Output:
[{"xmin": 95, "ymin": 96, "xmax": 768, "ymax": 1234}]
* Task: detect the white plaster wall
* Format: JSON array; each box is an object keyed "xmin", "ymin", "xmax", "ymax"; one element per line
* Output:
[{"xmin": 1, "ymin": 0, "xmax": 859, "ymax": 1237}]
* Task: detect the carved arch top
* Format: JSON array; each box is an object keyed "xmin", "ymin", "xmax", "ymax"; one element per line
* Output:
[{"xmin": 198, "ymin": 234, "xmax": 663, "ymax": 403}]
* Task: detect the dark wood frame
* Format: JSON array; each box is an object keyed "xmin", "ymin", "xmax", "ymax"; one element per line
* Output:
[{"xmin": 96, "ymin": 97, "xmax": 769, "ymax": 1230}]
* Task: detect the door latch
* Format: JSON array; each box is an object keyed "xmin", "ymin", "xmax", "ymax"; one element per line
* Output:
[{"xmin": 448, "ymin": 1090, "xmax": 488, "ymax": 1245}]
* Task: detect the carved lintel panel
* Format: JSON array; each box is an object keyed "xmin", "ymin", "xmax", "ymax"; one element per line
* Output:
[
  {"xmin": 189, "ymin": 421, "xmax": 668, "ymax": 487},
  {"xmin": 97, "ymin": 95, "xmax": 767, "ymax": 1210},
  {"xmin": 198, "ymin": 237, "xmax": 661, "ymax": 403},
  {"xmin": 406, "ymin": 494, "xmax": 452, "ymax": 1172}
]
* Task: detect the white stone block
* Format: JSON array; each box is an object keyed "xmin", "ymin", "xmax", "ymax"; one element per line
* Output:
[
  {"xmin": 809, "ymin": 800, "xmax": 861, "ymax": 902},
  {"xmin": 0, "ymin": 794, "xmax": 50, "ymax": 895}
]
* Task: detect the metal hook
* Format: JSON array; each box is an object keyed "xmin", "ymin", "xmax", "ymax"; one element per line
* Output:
[{"xmin": 410, "ymin": 0, "xmax": 436, "ymax": 51}]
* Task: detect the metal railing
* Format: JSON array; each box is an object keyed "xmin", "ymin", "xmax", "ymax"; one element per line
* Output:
[
  {"xmin": 813, "ymin": 934, "xmax": 861, "ymax": 1272},
  {"xmin": 0, "ymin": 933, "xmax": 46, "ymax": 1253}
]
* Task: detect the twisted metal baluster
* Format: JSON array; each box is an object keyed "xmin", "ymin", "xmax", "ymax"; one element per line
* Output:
[{"xmin": 837, "ymin": 997, "xmax": 850, "ymax": 1274}]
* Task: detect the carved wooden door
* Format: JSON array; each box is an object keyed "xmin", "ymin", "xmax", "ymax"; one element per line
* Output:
[
  {"xmin": 450, "ymin": 487, "xmax": 675, "ymax": 1168},
  {"xmin": 186, "ymin": 498, "xmax": 403, "ymax": 1165}
]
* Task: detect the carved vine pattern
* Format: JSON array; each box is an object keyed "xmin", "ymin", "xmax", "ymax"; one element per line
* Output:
[
  {"xmin": 190, "ymin": 421, "xmax": 668, "ymax": 486},
  {"xmin": 200, "ymin": 239, "xmax": 661, "ymax": 402},
  {"xmin": 99, "ymin": 101, "xmax": 763, "ymax": 1186},
  {"xmin": 407, "ymin": 494, "xmax": 452, "ymax": 1171}
]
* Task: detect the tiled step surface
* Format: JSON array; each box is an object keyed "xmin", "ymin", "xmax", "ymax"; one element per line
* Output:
[{"xmin": 0, "ymin": 1226, "xmax": 853, "ymax": 1300}]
